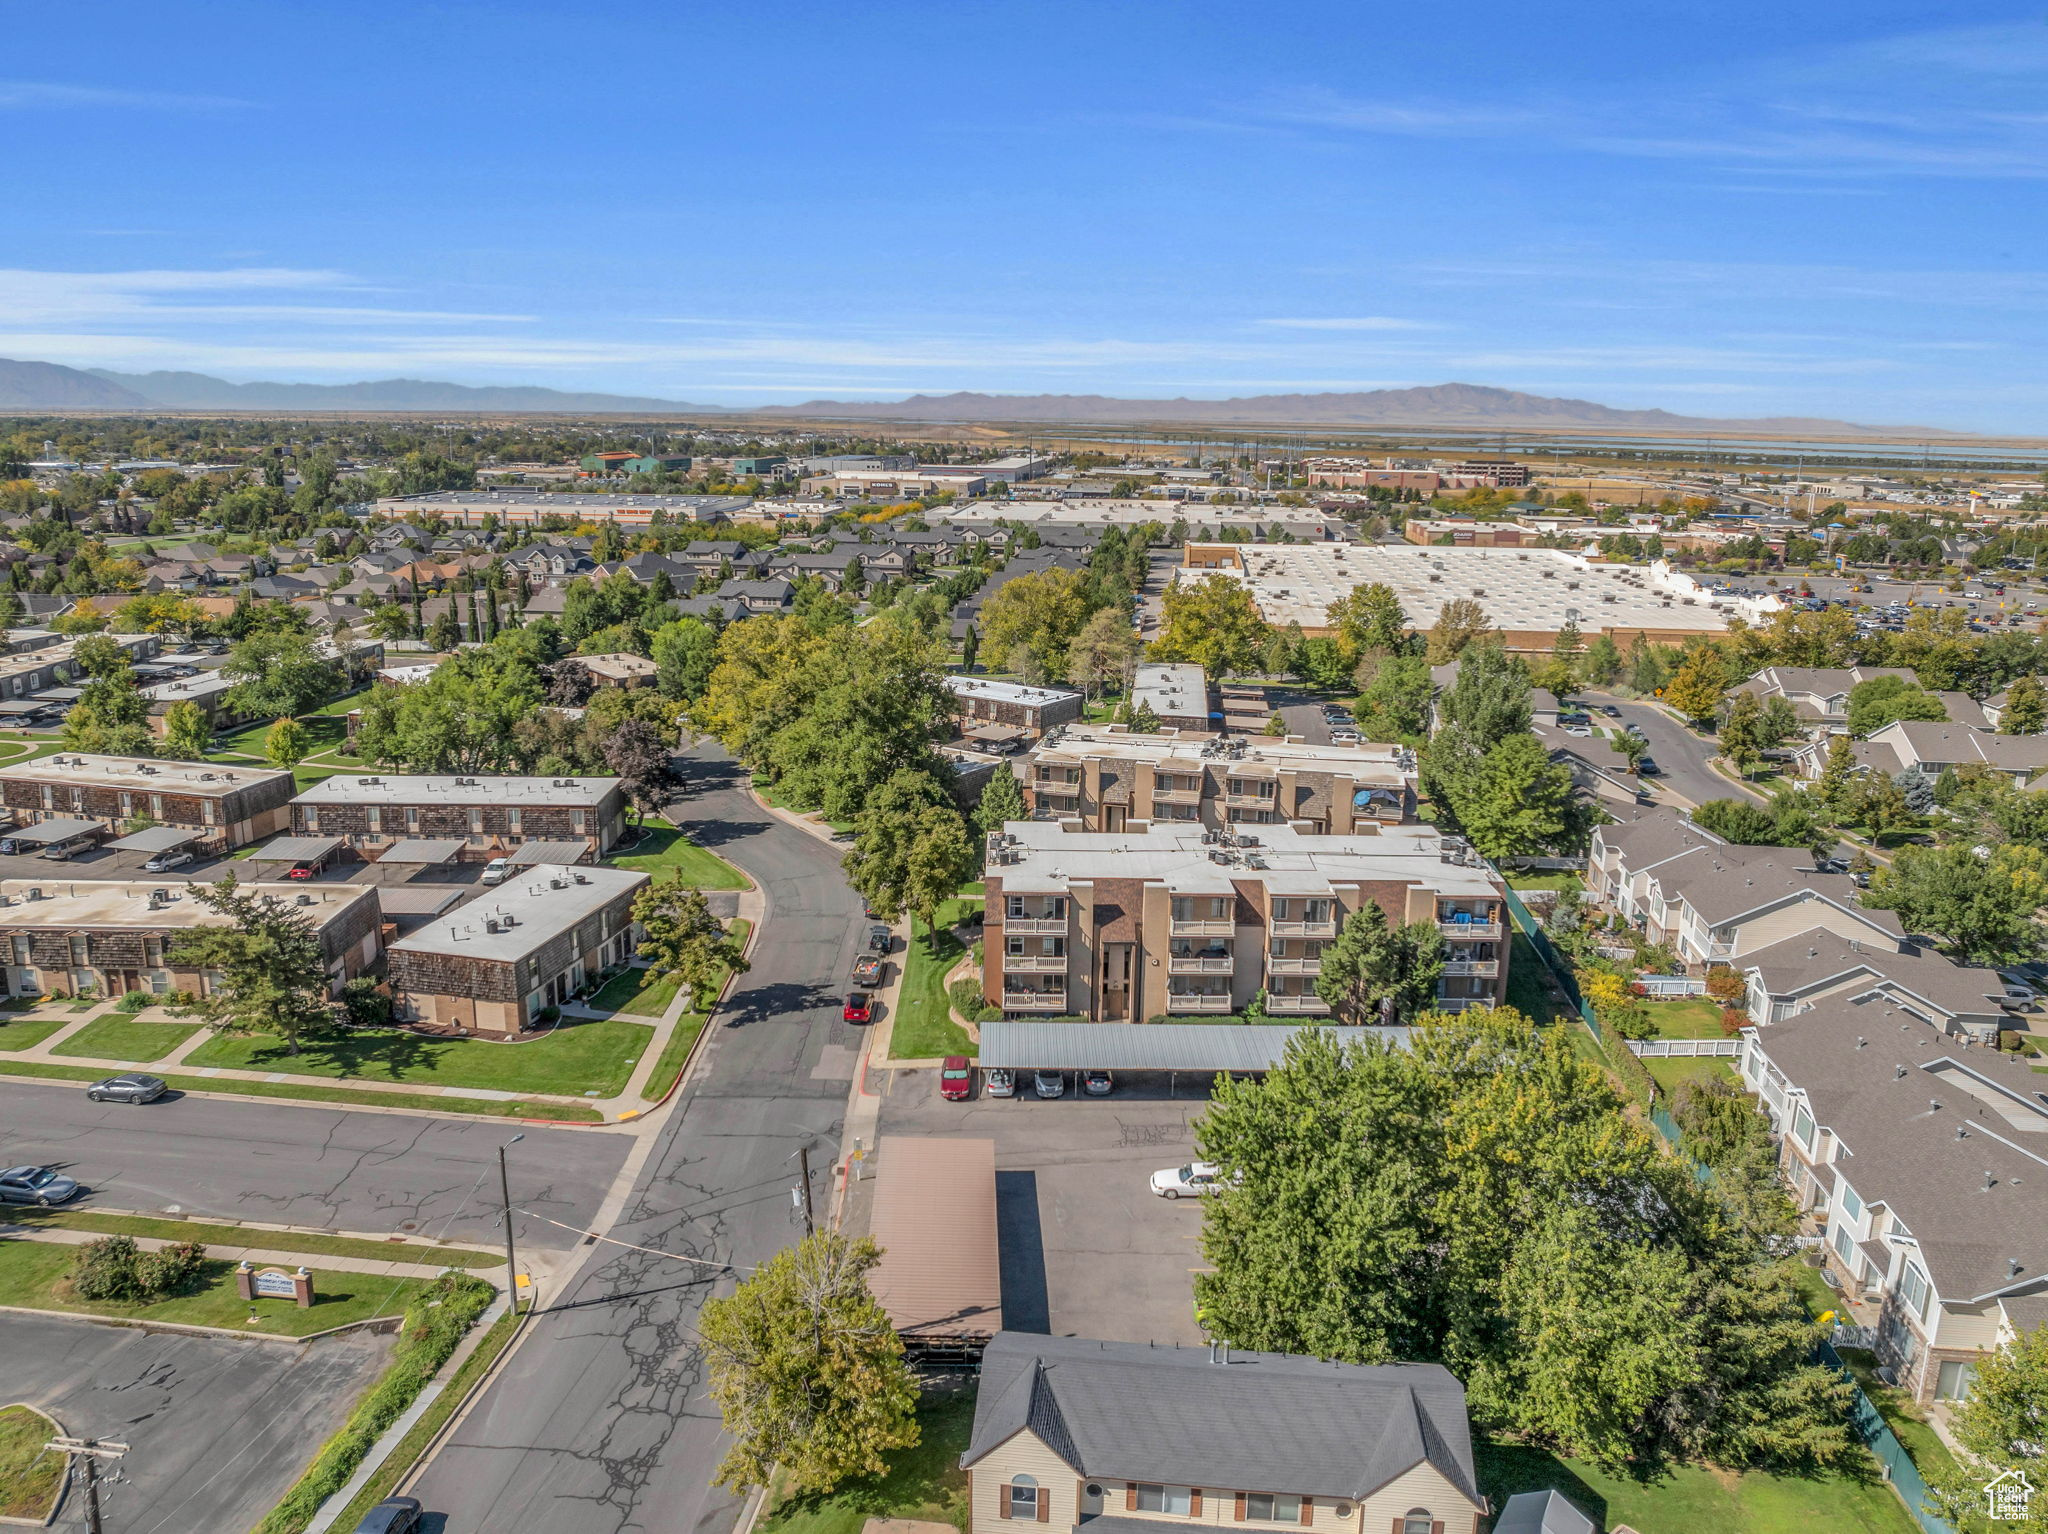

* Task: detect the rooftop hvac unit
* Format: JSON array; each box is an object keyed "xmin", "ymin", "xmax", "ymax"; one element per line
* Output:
[
  {"xmin": 550, "ymin": 877, "xmax": 567, "ymax": 889},
  {"xmin": 486, "ymin": 918, "xmax": 502, "ymax": 933},
  {"xmin": 25, "ymin": 888, "xmax": 40, "ymax": 901},
  {"xmin": 573, "ymin": 872, "xmax": 589, "ymax": 884},
  {"xmin": 295, "ymin": 893, "xmax": 313, "ymax": 905}
]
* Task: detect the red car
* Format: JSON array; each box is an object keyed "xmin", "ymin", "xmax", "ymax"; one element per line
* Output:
[
  {"xmin": 939, "ymin": 1056, "xmax": 972, "ymax": 1100},
  {"xmin": 285, "ymin": 863, "xmax": 317, "ymax": 880},
  {"xmin": 842, "ymin": 993, "xmax": 872, "ymax": 1024}
]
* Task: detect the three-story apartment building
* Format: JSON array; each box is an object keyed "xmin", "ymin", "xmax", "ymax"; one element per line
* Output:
[
  {"xmin": 1019, "ymin": 727, "xmax": 1414, "ymax": 834},
  {"xmin": 981, "ymin": 821, "xmax": 1506, "ymax": 1021}
]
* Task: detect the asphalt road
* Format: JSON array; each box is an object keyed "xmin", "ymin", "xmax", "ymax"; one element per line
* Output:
[
  {"xmin": 0, "ymin": 1088, "xmax": 631, "ymax": 1251},
  {"xmin": 7, "ymin": 1309, "xmax": 392, "ymax": 1534},
  {"xmin": 1579, "ymin": 689, "xmax": 1763, "ymax": 809},
  {"xmin": 408, "ymin": 743, "xmax": 864, "ymax": 1534}
]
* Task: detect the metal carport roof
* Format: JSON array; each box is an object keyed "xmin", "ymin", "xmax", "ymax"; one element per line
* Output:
[
  {"xmin": 3, "ymin": 818, "xmax": 104, "ymax": 846},
  {"xmin": 372, "ymin": 838, "xmax": 466, "ymax": 864},
  {"xmin": 507, "ymin": 840, "xmax": 589, "ymax": 866},
  {"xmin": 103, "ymin": 825, "xmax": 205, "ymax": 853},
  {"xmin": 978, "ymin": 1021, "xmax": 1406, "ymax": 1072},
  {"xmin": 242, "ymin": 836, "xmax": 345, "ymax": 865}
]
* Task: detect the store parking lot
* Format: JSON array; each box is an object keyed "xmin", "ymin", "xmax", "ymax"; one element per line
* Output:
[{"xmin": 867, "ymin": 1064, "xmax": 1218, "ymax": 1345}]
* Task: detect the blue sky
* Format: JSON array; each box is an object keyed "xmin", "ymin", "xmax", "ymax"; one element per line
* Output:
[{"xmin": 6, "ymin": 2, "xmax": 2048, "ymax": 428}]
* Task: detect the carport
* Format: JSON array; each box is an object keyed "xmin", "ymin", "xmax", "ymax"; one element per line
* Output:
[
  {"xmin": 506, "ymin": 840, "xmax": 590, "ymax": 868},
  {"xmin": 103, "ymin": 825, "xmax": 208, "ymax": 865},
  {"xmin": 0, "ymin": 817, "xmax": 106, "ymax": 858},
  {"xmin": 365, "ymin": 837, "xmax": 465, "ymax": 880},
  {"xmin": 866, "ymin": 1135, "xmax": 1001, "ymax": 1368},
  {"xmin": 242, "ymin": 835, "xmax": 345, "ymax": 877},
  {"xmin": 978, "ymin": 1020, "xmax": 1406, "ymax": 1094}
]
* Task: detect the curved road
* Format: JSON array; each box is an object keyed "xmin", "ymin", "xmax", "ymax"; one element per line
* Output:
[{"xmin": 408, "ymin": 744, "xmax": 866, "ymax": 1534}]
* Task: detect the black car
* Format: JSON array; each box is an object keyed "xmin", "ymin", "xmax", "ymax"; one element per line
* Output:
[
  {"xmin": 350, "ymin": 1499, "xmax": 423, "ymax": 1534},
  {"xmin": 1635, "ymin": 755, "xmax": 1660, "ymax": 776},
  {"xmin": 88, "ymin": 1072, "xmax": 167, "ymax": 1105},
  {"xmin": 1600, "ymin": 704, "xmax": 1622, "ymax": 718}
]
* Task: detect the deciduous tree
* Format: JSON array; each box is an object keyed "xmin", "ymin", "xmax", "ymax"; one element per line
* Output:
[
  {"xmin": 158, "ymin": 700, "xmax": 212, "ymax": 760},
  {"xmin": 1864, "ymin": 841, "xmax": 2048, "ymax": 965},
  {"xmin": 1663, "ymin": 647, "xmax": 1729, "ymax": 726},
  {"xmin": 1150, "ymin": 573, "xmax": 1271, "ymax": 677},
  {"xmin": 633, "ymin": 871, "xmax": 750, "ymax": 1008},
  {"xmin": 264, "ymin": 716, "xmax": 310, "ymax": 768}
]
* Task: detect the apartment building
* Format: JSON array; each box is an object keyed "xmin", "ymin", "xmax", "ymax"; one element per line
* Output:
[
  {"xmin": 1740, "ymin": 999, "xmax": 2048, "ymax": 1405},
  {"xmin": 1019, "ymin": 725, "xmax": 1415, "ymax": 833},
  {"xmin": 962, "ymin": 1332, "xmax": 1486, "ymax": 1534},
  {"xmin": 946, "ymin": 676, "xmax": 1084, "ymax": 747},
  {"xmin": 980, "ymin": 820, "xmax": 1507, "ymax": 1020},
  {"xmin": 385, "ymin": 864, "xmax": 648, "ymax": 1035},
  {"xmin": 1586, "ymin": 807, "xmax": 1902, "ymax": 971},
  {"xmin": 0, "ymin": 754, "xmax": 295, "ymax": 849},
  {"xmin": 0, "ymin": 878, "xmax": 381, "ymax": 1001},
  {"xmin": 1729, "ymin": 666, "xmax": 1915, "ymax": 732},
  {"xmin": 1131, "ymin": 662, "xmax": 1214, "ymax": 731},
  {"xmin": 291, "ymin": 774, "xmax": 629, "ymax": 858}
]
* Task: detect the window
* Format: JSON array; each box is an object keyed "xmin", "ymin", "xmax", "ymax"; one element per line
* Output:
[
  {"xmin": 144, "ymin": 935, "xmax": 163, "ymax": 967},
  {"xmin": 150, "ymin": 793, "xmax": 163, "ymax": 820},
  {"xmin": 1272, "ymin": 897, "xmax": 1292, "ymax": 921},
  {"xmin": 1401, "ymin": 1513, "xmax": 1436, "ymax": 1534},
  {"xmin": 1832, "ymin": 1224, "xmax": 1856, "ymax": 1264},
  {"xmin": 1134, "ymin": 1485, "xmax": 1193, "ymax": 1516},
  {"xmin": 367, "ymin": 806, "xmax": 381, "ymax": 833},
  {"xmin": 1898, "ymin": 1262, "xmax": 1931, "ymax": 1320},
  {"xmin": 1156, "ymin": 801, "xmax": 1199, "ymax": 821},
  {"xmin": 68, "ymin": 936, "xmax": 89, "ymax": 967},
  {"xmin": 508, "ymin": 807, "xmax": 523, "ymax": 834},
  {"xmin": 201, "ymin": 799, "xmax": 216, "ymax": 826},
  {"xmin": 8, "ymin": 937, "xmax": 27, "ymax": 966},
  {"xmin": 405, "ymin": 807, "xmax": 419, "ymax": 832},
  {"xmin": 304, "ymin": 806, "xmax": 320, "ymax": 833},
  {"xmin": 1792, "ymin": 1107, "xmax": 1815, "ymax": 1150},
  {"xmin": 572, "ymin": 810, "xmax": 588, "ymax": 834},
  {"xmin": 468, "ymin": 807, "xmax": 484, "ymax": 834},
  {"xmin": 1840, "ymin": 1182, "xmax": 1863, "ymax": 1222},
  {"xmin": 1242, "ymin": 1494, "xmax": 1301, "ymax": 1523},
  {"xmin": 1005, "ymin": 1476, "xmax": 1040, "ymax": 1520}
]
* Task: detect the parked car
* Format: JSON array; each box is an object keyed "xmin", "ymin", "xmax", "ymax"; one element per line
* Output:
[
  {"xmin": 1328, "ymin": 728, "xmax": 1361, "ymax": 745},
  {"xmin": 852, "ymin": 954, "xmax": 884, "ymax": 988},
  {"xmin": 842, "ymin": 993, "xmax": 872, "ymax": 1024},
  {"xmin": 867, "ymin": 925, "xmax": 892, "ymax": 955},
  {"xmin": 0, "ymin": 1166, "xmax": 82, "ymax": 1206},
  {"xmin": 87, "ymin": 1072, "xmax": 167, "ymax": 1105},
  {"xmin": 350, "ymin": 1498, "xmax": 423, "ymax": 1534},
  {"xmin": 939, "ymin": 1056, "xmax": 973, "ymax": 1100},
  {"xmin": 984, "ymin": 1067, "xmax": 1016, "ymax": 1098},
  {"xmin": 481, "ymin": 857, "xmax": 513, "ymax": 885},
  {"xmin": 142, "ymin": 849, "xmax": 195, "ymax": 872},
  {"xmin": 1634, "ymin": 755, "xmax": 1659, "ymax": 776},
  {"xmin": 1149, "ymin": 1161, "xmax": 1233, "ymax": 1199},
  {"xmin": 285, "ymin": 861, "xmax": 318, "ymax": 880},
  {"xmin": 1033, "ymin": 1070, "xmax": 1065, "ymax": 1099},
  {"xmin": 1082, "ymin": 1069, "xmax": 1114, "ymax": 1096},
  {"xmin": 1998, "ymin": 982, "xmax": 2040, "ymax": 1010},
  {"xmin": 1600, "ymin": 705, "xmax": 1622, "ymax": 718}
]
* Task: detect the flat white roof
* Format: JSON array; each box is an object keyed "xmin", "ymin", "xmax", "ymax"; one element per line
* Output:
[
  {"xmin": 390, "ymin": 864, "xmax": 647, "ymax": 963},
  {"xmin": 294, "ymin": 774, "xmax": 619, "ymax": 807},
  {"xmin": 1, "ymin": 754, "xmax": 290, "ymax": 796},
  {"xmin": 938, "ymin": 500, "xmax": 1333, "ymax": 527},
  {"xmin": 944, "ymin": 675, "xmax": 1081, "ymax": 708},
  {"xmin": 140, "ymin": 673, "xmax": 233, "ymax": 703},
  {"xmin": 1133, "ymin": 662, "xmax": 1210, "ymax": 719},
  {"xmin": 1031, "ymin": 723, "xmax": 1413, "ymax": 785},
  {"xmin": 988, "ymin": 819, "xmax": 1502, "ymax": 899},
  {"xmin": 1182, "ymin": 544, "xmax": 1755, "ymax": 636},
  {"xmin": 0, "ymin": 877, "xmax": 374, "ymax": 932}
]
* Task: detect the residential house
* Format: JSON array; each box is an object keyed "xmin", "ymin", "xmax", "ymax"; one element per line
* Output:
[
  {"xmin": 713, "ymin": 578, "xmax": 796, "ymax": 614},
  {"xmin": 960, "ymin": 1332, "xmax": 1486, "ymax": 1534},
  {"xmin": 569, "ymin": 653, "xmax": 658, "ymax": 689},
  {"xmin": 1729, "ymin": 666, "xmax": 1914, "ymax": 732},
  {"xmin": 1738, "ymin": 929, "xmax": 2013, "ymax": 1044},
  {"xmin": 1796, "ymin": 718, "xmax": 2048, "ymax": 791}
]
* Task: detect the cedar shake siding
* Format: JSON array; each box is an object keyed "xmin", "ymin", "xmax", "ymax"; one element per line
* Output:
[
  {"xmin": 0, "ymin": 758, "xmax": 294, "ymax": 848},
  {"xmin": 292, "ymin": 776, "xmax": 629, "ymax": 858}
]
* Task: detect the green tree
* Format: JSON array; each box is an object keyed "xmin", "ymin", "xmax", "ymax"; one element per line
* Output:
[
  {"xmin": 1845, "ymin": 674, "xmax": 1946, "ymax": 737},
  {"xmin": 1150, "ymin": 573, "xmax": 1271, "ymax": 677},
  {"xmin": 1926, "ymin": 1322, "xmax": 2048, "ymax": 1534},
  {"xmin": 1424, "ymin": 596, "xmax": 1492, "ymax": 664},
  {"xmin": 1614, "ymin": 727, "xmax": 1648, "ymax": 773},
  {"xmin": 1816, "ymin": 732, "xmax": 1860, "ymax": 818},
  {"xmin": 264, "ymin": 716, "xmax": 311, "ymax": 768},
  {"xmin": 904, "ymin": 803, "xmax": 976, "ymax": 939},
  {"xmin": 1313, "ymin": 901, "xmax": 1446, "ymax": 1024},
  {"xmin": 223, "ymin": 627, "xmax": 336, "ymax": 722},
  {"xmin": 650, "ymin": 616, "xmax": 718, "ymax": 702},
  {"xmin": 977, "ymin": 566, "xmax": 1092, "ymax": 683},
  {"xmin": 158, "ymin": 700, "xmax": 212, "ymax": 760},
  {"xmin": 842, "ymin": 770, "xmax": 952, "ymax": 923},
  {"xmin": 1581, "ymin": 633, "xmax": 1623, "ymax": 687},
  {"xmin": 634, "ymin": 873, "xmax": 750, "ymax": 1007},
  {"xmin": 1352, "ymin": 652, "xmax": 1434, "ymax": 744},
  {"xmin": 1719, "ymin": 689, "xmax": 1765, "ymax": 777},
  {"xmin": 61, "ymin": 635, "xmax": 154, "ymax": 755},
  {"xmin": 1663, "ymin": 647, "xmax": 1729, "ymax": 726},
  {"xmin": 167, "ymin": 877, "xmax": 341, "ymax": 1055},
  {"xmin": 975, "ymin": 764, "xmax": 1026, "ymax": 836},
  {"xmin": 1999, "ymin": 674, "xmax": 2047, "ymax": 736},
  {"xmin": 1064, "ymin": 606, "xmax": 1142, "ymax": 699},
  {"xmin": 1756, "ymin": 694, "xmax": 1803, "ymax": 753},
  {"xmin": 1455, "ymin": 734, "xmax": 1579, "ymax": 860},
  {"xmin": 355, "ymin": 644, "xmax": 546, "ymax": 775},
  {"xmin": 1864, "ymin": 841, "xmax": 2048, "ymax": 965},
  {"xmin": 699, "ymin": 1231, "xmax": 920, "ymax": 1496},
  {"xmin": 1326, "ymin": 583, "xmax": 1408, "ymax": 657}
]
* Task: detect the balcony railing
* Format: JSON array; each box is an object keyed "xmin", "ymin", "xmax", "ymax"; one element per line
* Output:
[
  {"xmin": 1002, "ymin": 990, "xmax": 1068, "ymax": 1011},
  {"xmin": 1222, "ymin": 788, "xmax": 1278, "ymax": 806},
  {"xmin": 1165, "ymin": 991, "xmax": 1233, "ymax": 1013},
  {"xmin": 1002, "ymin": 953, "xmax": 1069, "ymax": 973},
  {"xmin": 1169, "ymin": 954, "xmax": 1234, "ymax": 974},
  {"xmin": 1266, "ymin": 954, "xmax": 1321, "ymax": 974},
  {"xmin": 1264, "ymin": 993, "xmax": 1331, "ymax": 1014},
  {"xmin": 1151, "ymin": 785, "xmax": 1203, "ymax": 803},
  {"xmin": 1442, "ymin": 960, "xmax": 1499, "ymax": 978},
  {"xmin": 1271, "ymin": 919, "xmax": 1337, "ymax": 938},
  {"xmin": 1170, "ymin": 917, "xmax": 1236, "ymax": 937},
  {"xmin": 1438, "ymin": 920, "xmax": 1502, "ymax": 940},
  {"xmin": 1001, "ymin": 917, "xmax": 1068, "ymax": 936}
]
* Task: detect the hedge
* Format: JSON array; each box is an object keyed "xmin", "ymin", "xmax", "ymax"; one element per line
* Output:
[{"xmin": 254, "ymin": 1271, "xmax": 496, "ymax": 1534}]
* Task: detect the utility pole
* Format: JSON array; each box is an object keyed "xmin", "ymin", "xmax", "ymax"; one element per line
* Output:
[
  {"xmin": 796, "ymin": 1142, "xmax": 815, "ymax": 1237},
  {"xmin": 47, "ymin": 1436, "xmax": 127, "ymax": 1534},
  {"xmin": 499, "ymin": 1133, "xmax": 525, "ymax": 1314}
]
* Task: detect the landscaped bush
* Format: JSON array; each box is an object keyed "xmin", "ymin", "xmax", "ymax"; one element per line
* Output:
[
  {"xmin": 116, "ymin": 991, "xmax": 151, "ymax": 1012},
  {"xmin": 946, "ymin": 978, "xmax": 985, "ymax": 1019},
  {"xmin": 68, "ymin": 1235, "xmax": 208, "ymax": 1302},
  {"xmin": 341, "ymin": 975, "xmax": 393, "ymax": 1028}
]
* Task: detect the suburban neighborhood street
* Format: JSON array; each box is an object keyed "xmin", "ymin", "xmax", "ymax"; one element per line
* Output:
[
  {"xmin": 1581, "ymin": 689, "xmax": 1767, "ymax": 809},
  {"xmin": 405, "ymin": 744, "xmax": 866, "ymax": 1534}
]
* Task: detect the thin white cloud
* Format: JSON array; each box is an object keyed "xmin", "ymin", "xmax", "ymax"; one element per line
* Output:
[
  {"xmin": 0, "ymin": 80, "xmax": 248, "ymax": 111},
  {"xmin": 1258, "ymin": 317, "xmax": 1435, "ymax": 331}
]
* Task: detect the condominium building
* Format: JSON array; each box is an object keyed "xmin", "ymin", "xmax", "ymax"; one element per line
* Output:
[
  {"xmin": 291, "ymin": 775, "xmax": 629, "ymax": 858},
  {"xmin": 980, "ymin": 820, "xmax": 1507, "ymax": 1020},
  {"xmin": 1019, "ymin": 724, "xmax": 1415, "ymax": 832},
  {"xmin": 945, "ymin": 676, "xmax": 1084, "ymax": 747},
  {"xmin": 0, "ymin": 878, "xmax": 381, "ymax": 1001},
  {"xmin": 0, "ymin": 754, "xmax": 295, "ymax": 849}
]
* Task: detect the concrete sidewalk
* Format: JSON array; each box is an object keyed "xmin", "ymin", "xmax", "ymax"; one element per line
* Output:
[{"xmin": 0, "ymin": 1222, "xmax": 474, "ymax": 1281}]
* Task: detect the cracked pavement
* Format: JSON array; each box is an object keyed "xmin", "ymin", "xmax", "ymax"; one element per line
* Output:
[{"xmin": 408, "ymin": 745, "xmax": 862, "ymax": 1534}]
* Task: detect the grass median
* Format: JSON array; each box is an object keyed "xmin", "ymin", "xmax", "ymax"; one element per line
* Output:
[
  {"xmin": 607, "ymin": 816, "xmax": 750, "ymax": 888},
  {"xmin": 0, "ymin": 1405, "xmax": 63, "ymax": 1522},
  {"xmin": 0, "ymin": 1059, "xmax": 604, "ymax": 1121},
  {"xmin": 0, "ymin": 1205, "xmax": 501, "ymax": 1268}
]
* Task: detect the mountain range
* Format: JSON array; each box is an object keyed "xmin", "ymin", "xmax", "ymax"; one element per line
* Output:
[{"xmin": 0, "ymin": 356, "xmax": 1944, "ymax": 435}]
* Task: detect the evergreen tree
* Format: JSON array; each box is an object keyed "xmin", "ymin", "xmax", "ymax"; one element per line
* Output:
[{"xmin": 975, "ymin": 763, "xmax": 1026, "ymax": 836}]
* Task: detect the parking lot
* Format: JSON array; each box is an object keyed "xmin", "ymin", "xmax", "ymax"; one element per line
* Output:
[{"xmin": 865, "ymin": 1064, "xmax": 1218, "ymax": 1345}]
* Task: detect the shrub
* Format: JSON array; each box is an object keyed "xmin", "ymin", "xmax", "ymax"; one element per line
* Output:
[
  {"xmin": 116, "ymin": 991, "xmax": 151, "ymax": 1012},
  {"xmin": 70, "ymin": 1235, "xmax": 149, "ymax": 1302},
  {"xmin": 136, "ymin": 1240, "xmax": 207, "ymax": 1296},
  {"xmin": 947, "ymin": 978, "xmax": 986, "ymax": 1018},
  {"xmin": 341, "ymin": 975, "xmax": 392, "ymax": 1029},
  {"xmin": 1720, "ymin": 1005, "xmax": 1748, "ymax": 1036},
  {"xmin": 1605, "ymin": 1035, "xmax": 1659, "ymax": 1107},
  {"xmin": 975, "ymin": 1005, "xmax": 1002, "ymax": 1023}
]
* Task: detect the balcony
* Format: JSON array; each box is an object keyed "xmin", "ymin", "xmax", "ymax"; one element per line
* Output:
[
  {"xmin": 1170, "ymin": 917, "xmax": 1236, "ymax": 938},
  {"xmin": 1002, "ymin": 953, "xmax": 1068, "ymax": 973},
  {"xmin": 1169, "ymin": 953, "xmax": 1234, "ymax": 974},
  {"xmin": 1266, "ymin": 954, "xmax": 1321, "ymax": 974},
  {"xmin": 1002, "ymin": 990, "xmax": 1068, "ymax": 1011},
  {"xmin": 1002, "ymin": 916, "xmax": 1069, "ymax": 936},
  {"xmin": 1270, "ymin": 919, "xmax": 1338, "ymax": 939},
  {"xmin": 1165, "ymin": 991, "xmax": 1233, "ymax": 1013},
  {"xmin": 1438, "ymin": 920, "xmax": 1502, "ymax": 940},
  {"xmin": 1264, "ymin": 993, "xmax": 1331, "ymax": 1015},
  {"xmin": 1223, "ymin": 788, "xmax": 1278, "ymax": 807},
  {"xmin": 1443, "ymin": 959, "xmax": 1499, "ymax": 978},
  {"xmin": 1150, "ymin": 784, "xmax": 1203, "ymax": 804}
]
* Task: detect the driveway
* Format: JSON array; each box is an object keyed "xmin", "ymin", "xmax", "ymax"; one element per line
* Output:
[
  {"xmin": 4, "ymin": 1309, "xmax": 392, "ymax": 1534},
  {"xmin": 0, "ymin": 1085, "xmax": 631, "ymax": 1251},
  {"xmin": 1579, "ymin": 690, "xmax": 1763, "ymax": 809}
]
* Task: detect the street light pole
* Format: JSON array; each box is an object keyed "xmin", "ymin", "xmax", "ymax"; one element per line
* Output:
[
  {"xmin": 796, "ymin": 1141, "xmax": 815, "ymax": 1238},
  {"xmin": 46, "ymin": 1437, "xmax": 126, "ymax": 1534},
  {"xmin": 499, "ymin": 1133, "xmax": 525, "ymax": 1314}
]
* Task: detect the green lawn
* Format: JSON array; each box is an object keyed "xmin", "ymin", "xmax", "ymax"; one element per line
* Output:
[
  {"xmin": 52, "ymin": 1014, "xmax": 203, "ymax": 1062},
  {"xmin": 640, "ymin": 919, "xmax": 750, "ymax": 1101},
  {"xmin": 1646, "ymin": 1054, "xmax": 1741, "ymax": 1095},
  {"xmin": 1645, "ymin": 997, "xmax": 1734, "ymax": 1039},
  {"xmin": 758, "ymin": 1388, "xmax": 973, "ymax": 1534},
  {"xmin": 1475, "ymin": 1436, "xmax": 1916, "ymax": 1534},
  {"xmin": 0, "ymin": 1406, "xmax": 63, "ymax": 1522},
  {"xmin": 607, "ymin": 818, "xmax": 749, "ymax": 888},
  {"xmin": 587, "ymin": 965, "xmax": 681, "ymax": 1018},
  {"xmin": 0, "ymin": 1205, "xmax": 501, "ymax": 1268},
  {"xmin": 0, "ymin": 1058, "xmax": 603, "ymax": 1120},
  {"xmin": 181, "ymin": 1017, "xmax": 655, "ymax": 1098},
  {"xmin": 891, "ymin": 899, "xmax": 981, "ymax": 1060},
  {"xmin": 0, "ymin": 1010, "xmax": 76, "ymax": 1052},
  {"xmin": 1508, "ymin": 871, "xmax": 1584, "ymax": 893},
  {"xmin": 1835, "ymin": 1347, "xmax": 1970, "ymax": 1497},
  {"xmin": 0, "ymin": 1239, "xmax": 435, "ymax": 1338}
]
